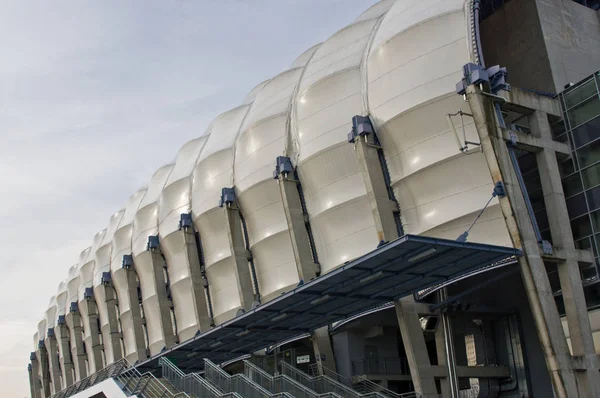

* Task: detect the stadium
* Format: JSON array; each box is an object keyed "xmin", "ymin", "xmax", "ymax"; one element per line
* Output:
[{"xmin": 28, "ymin": 0, "xmax": 600, "ymax": 397}]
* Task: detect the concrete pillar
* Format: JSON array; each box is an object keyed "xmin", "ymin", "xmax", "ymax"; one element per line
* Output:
[
  {"xmin": 65, "ymin": 310, "xmax": 88, "ymax": 381},
  {"xmin": 530, "ymin": 110, "xmax": 600, "ymax": 396},
  {"xmin": 351, "ymin": 120, "xmax": 438, "ymax": 397},
  {"xmin": 466, "ymin": 85, "xmax": 580, "ymax": 397},
  {"xmin": 98, "ymin": 283, "xmax": 123, "ymax": 363},
  {"xmin": 30, "ymin": 353, "xmax": 41, "ymax": 398},
  {"xmin": 37, "ymin": 342, "xmax": 51, "ymax": 398},
  {"xmin": 395, "ymin": 299, "xmax": 439, "ymax": 398},
  {"xmin": 435, "ymin": 321, "xmax": 452, "ymax": 397},
  {"xmin": 123, "ymin": 267, "xmax": 148, "ymax": 363},
  {"xmin": 136, "ymin": 249, "xmax": 177, "ymax": 351},
  {"xmin": 55, "ymin": 320, "xmax": 74, "ymax": 388},
  {"xmin": 168, "ymin": 228, "xmax": 213, "ymax": 332},
  {"xmin": 223, "ymin": 199, "xmax": 257, "ymax": 311},
  {"xmin": 79, "ymin": 298, "xmax": 104, "ymax": 373},
  {"xmin": 311, "ymin": 326, "xmax": 337, "ymax": 374},
  {"xmin": 276, "ymin": 173, "xmax": 319, "ymax": 282},
  {"xmin": 45, "ymin": 329, "xmax": 63, "ymax": 394}
]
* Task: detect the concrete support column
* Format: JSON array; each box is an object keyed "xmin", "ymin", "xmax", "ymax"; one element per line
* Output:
[
  {"xmin": 351, "ymin": 121, "xmax": 438, "ymax": 397},
  {"xmin": 354, "ymin": 136, "xmax": 399, "ymax": 243},
  {"xmin": 466, "ymin": 85, "xmax": 580, "ymax": 397},
  {"xmin": 311, "ymin": 326, "xmax": 337, "ymax": 374},
  {"xmin": 435, "ymin": 321, "xmax": 452, "ymax": 397},
  {"xmin": 55, "ymin": 321, "xmax": 74, "ymax": 387},
  {"xmin": 37, "ymin": 343, "xmax": 51, "ymax": 398},
  {"xmin": 65, "ymin": 311, "xmax": 88, "ymax": 381},
  {"xmin": 395, "ymin": 299, "xmax": 439, "ymax": 398},
  {"xmin": 99, "ymin": 283, "xmax": 123, "ymax": 362},
  {"xmin": 183, "ymin": 227, "xmax": 213, "ymax": 331},
  {"xmin": 530, "ymin": 110, "xmax": 600, "ymax": 396},
  {"xmin": 79, "ymin": 298, "xmax": 104, "ymax": 373},
  {"xmin": 45, "ymin": 330, "xmax": 63, "ymax": 394},
  {"xmin": 223, "ymin": 201, "xmax": 257, "ymax": 310},
  {"xmin": 276, "ymin": 172, "xmax": 319, "ymax": 282},
  {"xmin": 30, "ymin": 353, "xmax": 41, "ymax": 398},
  {"xmin": 123, "ymin": 268, "xmax": 148, "ymax": 362}
]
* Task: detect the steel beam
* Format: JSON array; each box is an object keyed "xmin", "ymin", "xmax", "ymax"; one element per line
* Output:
[
  {"xmin": 55, "ymin": 322, "xmax": 74, "ymax": 387},
  {"xmin": 45, "ymin": 331, "xmax": 63, "ymax": 394}
]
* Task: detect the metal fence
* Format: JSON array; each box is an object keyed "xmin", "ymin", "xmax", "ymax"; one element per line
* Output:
[{"xmin": 50, "ymin": 358, "xmax": 128, "ymax": 398}]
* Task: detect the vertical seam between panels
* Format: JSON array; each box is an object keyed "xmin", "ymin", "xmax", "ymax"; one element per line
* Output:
[{"xmin": 361, "ymin": 15, "xmax": 386, "ymax": 116}]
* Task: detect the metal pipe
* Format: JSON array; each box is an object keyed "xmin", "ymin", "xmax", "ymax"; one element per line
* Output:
[{"xmin": 440, "ymin": 288, "xmax": 460, "ymax": 398}]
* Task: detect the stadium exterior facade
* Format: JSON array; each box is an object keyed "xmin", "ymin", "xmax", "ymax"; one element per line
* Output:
[{"xmin": 28, "ymin": 1, "xmax": 600, "ymax": 397}]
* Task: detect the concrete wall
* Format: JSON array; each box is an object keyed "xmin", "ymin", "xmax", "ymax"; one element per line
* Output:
[
  {"xmin": 481, "ymin": 0, "xmax": 600, "ymax": 94},
  {"xmin": 537, "ymin": 0, "xmax": 600, "ymax": 91},
  {"xmin": 481, "ymin": 0, "xmax": 556, "ymax": 93}
]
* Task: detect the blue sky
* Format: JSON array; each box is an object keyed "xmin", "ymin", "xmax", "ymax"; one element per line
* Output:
[{"xmin": 0, "ymin": 1, "xmax": 380, "ymax": 396}]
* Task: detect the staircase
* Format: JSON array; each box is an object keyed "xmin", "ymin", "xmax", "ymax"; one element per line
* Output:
[
  {"xmin": 243, "ymin": 359, "xmax": 342, "ymax": 398},
  {"xmin": 116, "ymin": 364, "xmax": 191, "ymax": 398}
]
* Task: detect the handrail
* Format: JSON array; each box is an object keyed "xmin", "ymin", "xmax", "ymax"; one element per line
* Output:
[
  {"xmin": 280, "ymin": 361, "xmax": 393, "ymax": 398},
  {"xmin": 205, "ymin": 359, "xmax": 294, "ymax": 398},
  {"xmin": 243, "ymin": 359, "xmax": 342, "ymax": 398},
  {"xmin": 117, "ymin": 363, "xmax": 191, "ymax": 398},
  {"xmin": 160, "ymin": 357, "xmax": 244, "ymax": 398},
  {"xmin": 50, "ymin": 358, "xmax": 129, "ymax": 398}
]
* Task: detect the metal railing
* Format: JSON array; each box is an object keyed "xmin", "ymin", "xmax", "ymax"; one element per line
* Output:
[
  {"xmin": 159, "ymin": 357, "xmax": 242, "ymax": 398},
  {"xmin": 205, "ymin": 359, "xmax": 294, "ymax": 398},
  {"xmin": 50, "ymin": 358, "xmax": 129, "ymax": 398},
  {"xmin": 350, "ymin": 357, "xmax": 410, "ymax": 377},
  {"xmin": 243, "ymin": 359, "xmax": 342, "ymax": 398},
  {"xmin": 281, "ymin": 361, "xmax": 401, "ymax": 398}
]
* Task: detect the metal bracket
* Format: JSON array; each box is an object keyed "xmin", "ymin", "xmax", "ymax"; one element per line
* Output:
[
  {"xmin": 57, "ymin": 315, "xmax": 66, "ymax": 326},
  {"xmin": 457, "ymin": 181, "xmax": 507, "ymax": 243},
  {"xmin": 347, "ymin": 115, "xmax": 374, "ymax": 143},
  {"xmin": 456, "ymin": 62, "xmax": 510, "ymax": 96},
  {"xmin": 122, "ymin": 254, "xmax": 134, "ymax": 269},
  {"xmin": 273, "ymin": 156, "xmax": 294, "ymax": 179},
  {"xmin": 178, "ymin": 213, "xmax": 193, "ymax": 230},
  {"xmin": 147, "ymin": 235, "xmax": 160, "ymax": 251},
  {"xmin": 219, "ymin": 187, "xmax": 236, "ymax": 208},
  {"xmin": 101, "ymin": 272, "xmax": 111, "ymax": 285},
  {"xmin": 70, "ymin": 302, "xmax": 79, "ymax": 313},
  {"xmin": 47, "ymin": 328, "xmax": 55, "ymax": 338},
  {"xmin": 84, "ymin": 287, "xmax": 94, "ymax": 300}
]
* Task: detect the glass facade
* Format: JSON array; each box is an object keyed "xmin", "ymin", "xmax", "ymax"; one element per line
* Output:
[{"xmin": 559, "ymin": 71, "xmax": 600, "ymax": 282}]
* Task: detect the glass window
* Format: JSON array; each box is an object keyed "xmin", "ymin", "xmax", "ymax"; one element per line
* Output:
[
  {"xmin": 572, "ymin": 116, "xmax": 600, "ymax": 148},
  {"xmin": 559, "ymin": 157, "xmax": 576, "ymax": 177},
  {"xmin": 568, "ymin": 96, "xmax": 600, "ymax": 128},
  {"xmin": 567, "ymin": 193, "xmax": 588, "ymax": 219},
  {"xmin": 586, "ymin": 185, "xmax": 600, "ymax": 212},
  {"xmin": 577, "ymin": 139, "xmax": 600, "ymax": 168},
  {"xmin": 575, "ymin": 236, "xmax": 592, "ymax": 251},
  {"xmin": 582, "ymin": 163, "xmax": 600, "ymax": 189},
  {"xmin": 551, "ymin": 118, "xmax": 566, "ymax": 140},
  {"xmin": 564, "ymin": 78, "xmax": 598, "ymax": 108},
  {"xmin": 591, "ymin": 210, "xmax": 600, "ymax": 231},
  {"xmin": 517, "ymin": 151, "xmax": 537, "ymax": 172},
  {"xmin": 562, "ymin": 173, "xmax": 583, "ymax": 197},
  {"xmin": 571, "ymin": 216, "xmax": 592, "ymax": 240}
]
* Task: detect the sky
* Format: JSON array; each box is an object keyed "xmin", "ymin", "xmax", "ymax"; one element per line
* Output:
[{"xmin": 0, "ymin": 0, "xmax": 381, "ymax": 396}]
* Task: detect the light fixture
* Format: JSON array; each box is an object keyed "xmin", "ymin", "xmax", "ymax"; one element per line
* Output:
[
  {"xmin": 209, "ymin": 341, "xmax": 223, "ymax": 348},
  {"xmin": 310, "ymin": 294, "xmax": 331, "ymax": 305},
  {"xmin": 359, "ymin": 271, "xmax": 384, "ymax": 284},
  {"xmin": 235, "ymin": 329, "xmax": 251, "ymax": 337},
  {"xmin": 408, "ymin": 248, "xmax": 437, "ymax": 263},
  {"xmin": 270, "ymin": 312, "xmax": 289, "ymax": 322}
]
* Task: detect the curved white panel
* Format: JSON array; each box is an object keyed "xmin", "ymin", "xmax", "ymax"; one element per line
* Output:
[
  {"xmin": 33, "ymin": 332, "xmax": 39, "ymax": 351},
  {"xmin": 366, "ymin": 0, "xmax": 511, "ymax": 246},
  {"xmin": 66, "ymin": 265, "xmax": 79, "ymax": 314},
  {"xmin": 193, "ymin": 105, "xmax": 251, "ymax": 324},
  {"xmin": 131, "ymin": 164, "xmax": 174, "ymax": 355},
  {"xmin": 294, "ymin": 16, "xmax": 386, "ymax": 273},
  {"xmin": 56, "ymin": 280, "xmax": 68, "ymax": 317},
  {"xmin": 37, "ymin": 319, "xmax": 47, "ymax": 344},
  {"xmin": 45, "ymin": 295, "xmax": 58, "ymax": 331},
  {"xmin": 242, "ymin": 80, "xmax": 270, "ymax": 106},
  {"xmin": 132, "ymin": 165, "xmax": 173, "ymax": 257},
  {"xmin": 111, "ymin": 188, "xmax": 147, "ymax": 363},
  {"xmin": 93, "ymin": 210, "xmax": 124, "ymax": 365},
  {"xmin": 355, "ymin": 0, "xmax": 395, "ymax": 22},
  {"xmin": 159, "ymin": 137, "xmax": 208, "ymax": 341},
  {"xmin": 291, "ymin": 43, "xmax": 322, "ymax": 69},
  {"xmin": 235, "ymin": 69, "xmax": 304, "ymax": 301}
]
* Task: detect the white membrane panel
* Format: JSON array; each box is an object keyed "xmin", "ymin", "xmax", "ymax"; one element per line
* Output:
[
  {"xmin": 159, "ymin": 137, "xmax": 209, "ymax": 341},
  {"xmin": 110, "ymin": 188, "xmax": 147, "ymax": 363},
  {"xmin": 93, "ymin": 210, "xmax": 124, "ymax": 365},
  {"xmin": 366, "ymin": 0, "xmax": 510, "ymax": 247},
  {"xmin": 294, "ymin": 15, "xmax": 388, "ymax": 273},
  {"xmin": 234, "ymin": 69, "xmax": 304, "ymax": 302},
  {"xmin": 193, "ymin": 105, "xmax": 251, "ymax": 324},
  {"xmin": 132, "ymin": 164, "xmax": 174, "ymax": 355}
]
